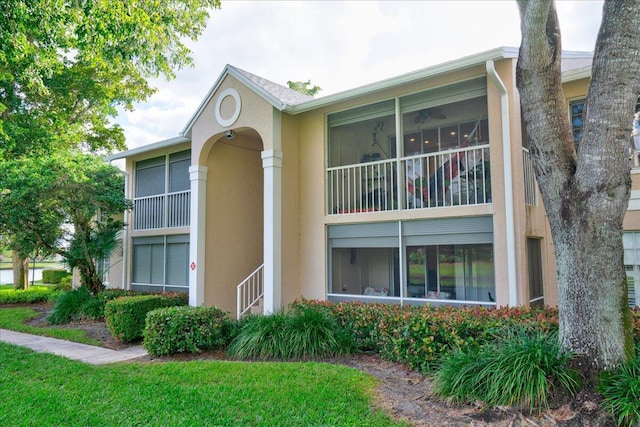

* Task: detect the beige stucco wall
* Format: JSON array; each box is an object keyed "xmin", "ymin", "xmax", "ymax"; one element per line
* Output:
[
  {"xmin": 296, "ymin": 62, "xmax": 516, "ymax": 304},
  {"xmin": 281, "ymin": 113, "xmax": 302, "ymax": 306},
  {"xmin": 119, "ymin": 142, "xmax": 192, "ymax": 292},
  {"xmin": 191, "ymin": 75, "xmax": 276, "ymax": 165},
  {"xmin": 203, "ymin": 135, "xmax": 263, "ymax": 313}
]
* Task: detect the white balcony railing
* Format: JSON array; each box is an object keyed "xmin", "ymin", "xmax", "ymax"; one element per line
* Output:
[
  {"xmin": 402, "ymin": 145, "xmax": 491, "ymax": 209},
  {"xmin": 133, "ymin": 190, "xmax": 190, "ymax": 230},
  {"xmin": 328, "ymin": 159, "xmax": 397, "ymax": 214},
  {"xmin": 327, "ymin": 145, "xmax": 491, "ymax": 215}
]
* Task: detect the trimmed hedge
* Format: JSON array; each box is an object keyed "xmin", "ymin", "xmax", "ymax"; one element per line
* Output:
[
  {"xmin": 42, "ymin": 269, "xmax": 70, "ymax": 284},
  {"xmin": 0, "ymin": 286, "xmax": 61, "ymax": 304},
  {"xmin": 291, "ymin": 299, "xmax": 560, "ymax": 372},
  {"xmin": 143, "ymin": 306, "xmax": 233, "ymax": 356},
  {"xmin": 105, "ymin": 294, "xmax": 187, "ymax": 342}
]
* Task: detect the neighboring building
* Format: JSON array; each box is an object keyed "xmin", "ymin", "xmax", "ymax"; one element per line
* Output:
[{"xmin": 106, "ymin": 47, "xmax": 640, "ymax": 318}]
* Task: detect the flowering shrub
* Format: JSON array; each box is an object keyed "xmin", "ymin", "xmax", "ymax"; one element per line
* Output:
[{"xmin": 291, "ymin": 299, "xmax": 561, "ymax": 372}]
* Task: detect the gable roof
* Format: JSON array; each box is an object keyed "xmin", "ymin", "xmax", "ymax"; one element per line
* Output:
[
  {"xmin": 111, "ymin": 46, "xmax": 593, "ymax": 161},
  {"xmin": 181, "ymin": 64, "xmax": 313, "ymax": 137}
]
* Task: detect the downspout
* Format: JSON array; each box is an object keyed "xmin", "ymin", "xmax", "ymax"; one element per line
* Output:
[{"xmin": 486, "ymin": 60, "xmax": 518, "ymax": 307}]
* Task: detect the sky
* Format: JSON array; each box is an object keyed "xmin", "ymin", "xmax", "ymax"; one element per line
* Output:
[{"xmin": 116, "ymin": 0, "xmax": 605, "ymax": 150}]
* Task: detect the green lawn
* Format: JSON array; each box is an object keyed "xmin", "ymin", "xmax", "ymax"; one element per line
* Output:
[
  {"xmin": 0, "ymin": 343, "xmax": 403, "ymax": 427},
  {"xmin": 0, "ymin": 307, "xmax": 101, "ymax": 346}
]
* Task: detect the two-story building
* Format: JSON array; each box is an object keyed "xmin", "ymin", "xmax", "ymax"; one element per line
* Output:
[{"xmin": 106, "ymin": 47, "xmax": 640, "ymax": 318}]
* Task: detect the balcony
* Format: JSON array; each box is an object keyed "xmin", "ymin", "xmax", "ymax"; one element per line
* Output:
[
  {"xmin": 133, "ymin": 190, "xmax": 190, "ymax": 230},
  {"xmin": 327, "ymin": 145, "xmax": 491, "ymax": 215}
]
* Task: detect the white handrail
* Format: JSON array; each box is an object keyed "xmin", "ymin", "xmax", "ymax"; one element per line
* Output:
[{"xmin": 236, "ymin": 264, "xmax": 264, "ymax": 318}]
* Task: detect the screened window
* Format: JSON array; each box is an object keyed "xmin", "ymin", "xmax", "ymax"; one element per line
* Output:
[
  {"xmin": 406, "ymin": 244, "xmax": 494, "ymax": 302},
  {"xmin": 569, "ymin": 99, "xmax": 585, "ymax": 147},
  {"xmin": 328, "ymin": 100, "xmax": 396, "ymax": 168},
  {"xmin": 135, "ymin": 156, "xmax": 166, "ymax": 197},
  {"xmin": 96, "ymin": 257, "xmax": 110, "ymax": 287},
  {"xmin": 328, "ymin": 218, "xmax": 495, "ymax": 304},
  {"xmin": 169, "ymin": 151, "xmax": 191, "ymax": 193},
  {"xmin": 527, "ymin": 238, "xmax": 544, "ymax": 307},
  {"xmin": 132, "ymin": 235, "xmax": 189, "ymax": 293},
  {"xmin": 623, "ymin": 232, "xmax": 640, "ymax": 308},
  {"xmin": 134, "ymin": 150, "xmax": 191, "ymax": 230}
]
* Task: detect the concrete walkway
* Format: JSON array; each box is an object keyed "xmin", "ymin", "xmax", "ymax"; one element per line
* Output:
[{"xmin": 0, "ymin": 329, "xmax": 148, "ymax": 365}]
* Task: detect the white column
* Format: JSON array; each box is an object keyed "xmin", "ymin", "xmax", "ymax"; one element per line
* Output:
[
  {"xmin": 189, "ymin": 165, "xmax": 208, "ymax": 306},
  {"xmin": 262, "ymin": 149, "xmax": 283, "ymax": 314}
]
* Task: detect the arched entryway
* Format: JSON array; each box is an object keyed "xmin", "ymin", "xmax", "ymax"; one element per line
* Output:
[{"xmin": 198, "ymin": 128, "xmax": 264, "ymax": 315}]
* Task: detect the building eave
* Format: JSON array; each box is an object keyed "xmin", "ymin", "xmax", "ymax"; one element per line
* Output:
[
  {"xmin": 285, "ymin": 47, "xmax": 520, "ymax": 114},
  {"xmin": 105, "ymin": 136, "xmax": 191, "ymax": 161},
  {"xmin": 561, "ymin": 65, "xmax": 592, "ymax": 83}
]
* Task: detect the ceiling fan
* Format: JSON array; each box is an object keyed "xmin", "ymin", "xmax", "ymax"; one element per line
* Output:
[{"xmin": 414, "ymin": 107, "xmax": 446, "ymax": 125}]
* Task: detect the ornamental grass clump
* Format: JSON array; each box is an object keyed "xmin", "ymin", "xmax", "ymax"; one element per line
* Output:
[
  {"xmin": 598, "ymin": 345, "xmax": 640, "ymax": 427},
  {"xmin": 433, "ymin": 328, "xmax": 579, "ymax": 413},
  {"xmin": 47, "ymin": 286, "xmax": 93, "ymax": 324},
  {"xmin": 228, "ymin": 305, "xmax": 354, "ymax": 360}
]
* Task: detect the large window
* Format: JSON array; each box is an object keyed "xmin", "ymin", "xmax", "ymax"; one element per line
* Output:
[
  {"xmin": 406, "ymin": 244, "xmax": 494, "ymax": 302},
  {"xmin": 132, "ymin": 235, "xmax": 189, "ymax": 293},
  {"xmin": 328, "ymin": 218, "xmax": 495, "ymax": 304},
  {"xmin": 326, "ymin": 79, "xmax": 491, "ymax": 214},
  {"xmin": 527, "ymin": 238, "xmax": 544, "ymax": 307},
  {"xmin": 134, "ymin": 150, "xmax": 191, "ymax": 230}
]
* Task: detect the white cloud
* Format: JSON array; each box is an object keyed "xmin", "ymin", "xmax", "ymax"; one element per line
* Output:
[{"xmin": 117, "ymin": 0, "xmax": 603, "ymax": 150}]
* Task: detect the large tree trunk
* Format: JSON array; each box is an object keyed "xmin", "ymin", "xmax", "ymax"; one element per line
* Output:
[
  {"xmin": 12, "ymin": 250, "xmax": 28, "ymax": 290},
  {"xmin": 516, "ymin": 0, "xmax": 640, "ymax": 377}
]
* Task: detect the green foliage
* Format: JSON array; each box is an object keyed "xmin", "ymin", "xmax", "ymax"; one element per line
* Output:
[
  {"xmin": 53, "ymin": 276, "xmax": 72, "ymax": 292},
  {"xmin": 0, "ymin": 0, "xmax": 221, "ymax": 157},
  {"xmin": 41, "ymin": 269, "xmax": 70, "ymax": 284},
  {"xmin": 0, "ymin": 285, "xmax": 60, "ymax": 304},
  {"xmin": 105, "ymin": 294, "xmax": 187, "ymax": 342},
  {"xmin": 80, "ymin": 289, "xmax": 140, "ymax": 320},
  {"xmin": 47, "ymin": 287, "xmax": 93, "ymax": 325},
  {"xmin": 287, "ymin": 80, "xmax": 322, "ymax": 97},
  {"xmin": 0, "ymin": 153, "xmax": 132, "ymax": 294},
  {"xmin": 598, "ymin": 346, "xmax": 640, "ymax": 427},
  {"xmin": 143, "ymin": 306, "xmax": 233, "ymax": 356},
  {"xmin": 433, "ymin": 329, "xmax": 579, "ymax": 412},
  {"xmin": 0, "ymin": 343, "xmax": 401, "ymax": 427},
  {"xmin": 47, "ymin": 288, "xmax": 140, "ymax": 324},
  {"xmin": 228, "ymin": 306, "xmax": 354, "ymax": 361},
  {"xmin": 293, "ymin": 299, "xmax": 560, "ymax": 372}
]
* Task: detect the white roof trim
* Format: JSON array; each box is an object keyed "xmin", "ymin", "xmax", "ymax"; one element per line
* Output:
[
  {"xmin": 286, "ymin": 47, "xmax": 521, "ymax": 114},
  {"xmin": 562, "ymin": 66, "xmax": 592, "ymax": 83},
  {"xmin": 180, "ymin": 65, "xmax": 289, "ymax": 138},
  {"xmin": 105, "ymin": 136, "xmax": 190, "ymax": 161}
]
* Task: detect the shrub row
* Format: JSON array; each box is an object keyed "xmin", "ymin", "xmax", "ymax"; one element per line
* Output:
[
  {"xmin": 0, "ymin": 286, "xmax": 61, "ymax": 304},
  {"xmin": 41, "ymin": 269, "xmax": 70, "ymax": 284},
  {"xmin": 291, "ymin": 299, "xmax": 559, "ymax": 372},
  {"xmin": 144, "ymin": 306, "xmax": 233, "ymax": 356},
  {"xmin": 105, "ymin": 294, "xmax": 187, "ymax": 342},
  {"xmin": 47, "ymin": 288, "xmax": 141, "ymax": 324}
]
